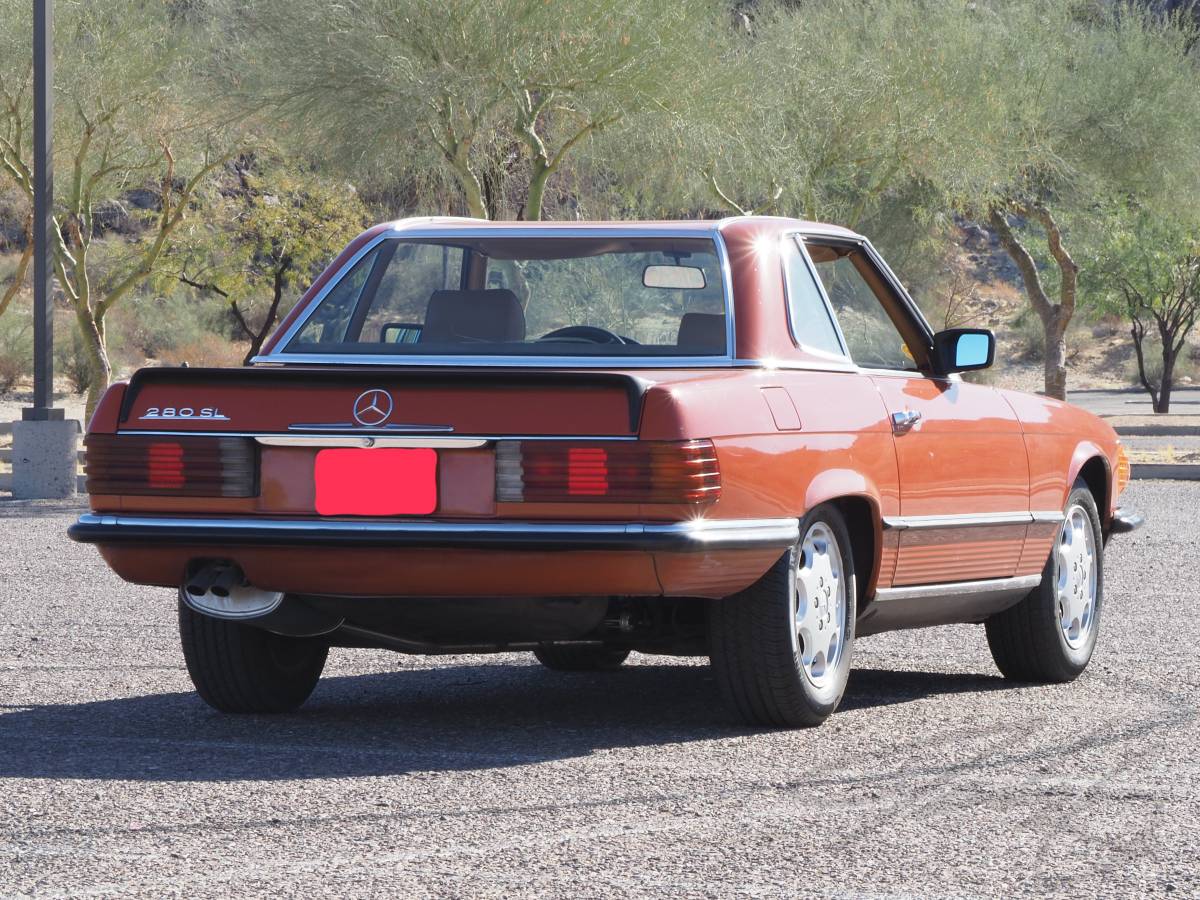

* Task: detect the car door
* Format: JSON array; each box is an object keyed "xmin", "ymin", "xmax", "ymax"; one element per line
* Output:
[{"xmin": 805, "ymin": 238, "xmax": 1031, "ymax": 588}]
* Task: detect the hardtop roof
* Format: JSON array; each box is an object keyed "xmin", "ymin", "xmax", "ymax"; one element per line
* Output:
[{"xmin": 377, "ymin": 215, "xmax": 863, "ymax": 240}]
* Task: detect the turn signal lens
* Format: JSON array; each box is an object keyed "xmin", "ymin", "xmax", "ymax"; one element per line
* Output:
[
  {"xmin": 84, "ymin": 435, "xmax": 257, "ymax": 497},
  {"xmin": 496, "ymin": 440, "xmax": 721, "ymax": 505},
  {"xmin": 1116, "ymin": 444, "xmax": 1131, "ymax": 497}
]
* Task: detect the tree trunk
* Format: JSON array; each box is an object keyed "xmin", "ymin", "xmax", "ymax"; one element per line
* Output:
[
  {"xmin": 524, "ymin": 164, "xmax": 551, "ymax": 222},
  {"xmin": 241, "ymin": 265, "xmax": 289, "ymax": 365},
  {"xmin": 988, "ymin": 203, "xmax": 1078, "ymax": 401},
  {"xmin": 1042, "ymin": 315, "xmax": 1068, "ymax": 401},
  {"xmin": 77, "ymin": 308, "xmax": 112, "ymax": 423},
  {"xmin": 1157, "ymin": 346, "xmax": 1176, "ymax": 414}
]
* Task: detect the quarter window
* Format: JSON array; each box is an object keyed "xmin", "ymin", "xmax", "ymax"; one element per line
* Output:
[{"xmin": 783, "ymin": 237, "xmax": 844, "ymax": 357}]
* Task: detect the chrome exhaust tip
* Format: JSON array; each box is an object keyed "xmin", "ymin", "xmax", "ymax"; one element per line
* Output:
[{"xmin": 181, "ymin": 562, "xmax": 283, "ymax": 621}]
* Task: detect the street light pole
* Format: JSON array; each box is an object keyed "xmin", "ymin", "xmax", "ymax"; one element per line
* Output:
[
  {"xmin": 24, "ymin": 0, "xmax": 60, "ymax": 423},
  {"xmin": 11, "ymin": 0, "xmax": 76, "ymax": 500}
]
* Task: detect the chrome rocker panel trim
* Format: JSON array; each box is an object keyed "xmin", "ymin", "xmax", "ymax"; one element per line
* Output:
[
  {"xmin": 873, "ymin": 574, "xmax": 1043, "ymax": 604},
  {"xmin": 882, "ymin": 511, "xmax": 1064, "ymax": 530},
  {"xmin": 67, "ymin": 514, "xmax": 801, "ymax": 553}
]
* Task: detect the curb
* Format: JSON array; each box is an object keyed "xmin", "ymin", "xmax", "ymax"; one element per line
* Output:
[
  {"xmin": 1131, "ymin": 463, "xmax": 1200, "ymax": 481},
  {"xmin": 1115, "ymin": 425, "xmax": 1200, "ymax": 437}
]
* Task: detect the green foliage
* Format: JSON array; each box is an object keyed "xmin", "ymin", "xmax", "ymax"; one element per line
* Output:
[
  {"xmin": 163, "ymin": 155, "xmax": 370, "ymax": 361},
  {"xmin": 216, "ymin": 0, "xmax": 725, "ymax": 220},
  {"xmin": 54, "ymin": 326, "xmax": 93, "ymax": 396},
  {"xmin": 0, "ymin": 294, "xmax": 30, "ymax": 390},
  {"xmin": 1084, "ymin": 202, "xmax": 1200, "ymax": 409},
  {"xmin": 0, "ymin": 0, "xmax": 240, "ymax": 414}
]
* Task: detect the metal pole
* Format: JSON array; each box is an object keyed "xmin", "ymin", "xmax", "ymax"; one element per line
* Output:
[{"xmin": 24, "ymin": 0, "xmax": 61, "ymax": 422}]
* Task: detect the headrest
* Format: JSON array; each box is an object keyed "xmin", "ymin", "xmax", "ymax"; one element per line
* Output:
[
  {"xmin": 676, "ymin": 312, "xmax": 726, "ymax": 353},
  {"xmin": 421, "ymin": 289, "xmax": 526, "ymax": 343}
]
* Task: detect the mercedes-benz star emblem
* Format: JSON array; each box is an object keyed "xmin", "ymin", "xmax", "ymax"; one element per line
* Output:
[{"xmin": 352, "ymin": 389, "xmax": 393, "ymax": 426}]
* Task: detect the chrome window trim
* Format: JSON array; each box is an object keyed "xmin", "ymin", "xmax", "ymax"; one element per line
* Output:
[
  {"xmin": 250, "ymin": 353, "xmax": 753, "ymax": 369},
  {"xmin": 883, "ymin": 511, "xmax": 1064, "ymax": 530},
  {"xmin": 873, "ymin": 574, "xmax": 1042, "ymax": 603},
  {"xmin": 258, "ymin": 225, "xmax": 739, "ymax": 368},
  {"xmin": 780, "ymin": 232, "xmax": 851, "ymax": 360}
]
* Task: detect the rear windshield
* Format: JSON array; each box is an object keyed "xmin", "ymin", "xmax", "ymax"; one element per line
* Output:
[{"xmin": 282, "ymin": 236, "xmax": 728, "ymax": 357}]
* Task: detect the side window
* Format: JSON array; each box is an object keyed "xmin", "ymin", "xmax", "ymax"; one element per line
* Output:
[
  {"xmin": 783, "ymin": 237, "xmax": 844, "ymax": 356},
  {"xmin": 291, "ymin": 245, "xmax": 380, "ymax": 345},
  {"xmin": 359, "ymin": 244, "xmax": 465, "ymax": 343},
  {"xmin": 807, "ymin": 244, "xmax": 917, "ymax": 371}
]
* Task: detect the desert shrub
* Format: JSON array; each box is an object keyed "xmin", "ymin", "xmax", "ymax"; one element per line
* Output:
[
  {"xmin": 1011, "ymin": 306, "xmax": 1044, "ymax": 361},
  {"xmin": 157, "ymin": 332, "xmax": 249, "ymax": 368},
  {"xmin": 1126, "ymin": 338, "xmax": 1197, "ymax": 387},
  {"xmin": 0, "ymin": 352, "xmax": 21, "ymax": 392},
  {"xmin": 114, "ymin": 289, "xmax": 229, "ymax": 362},
  {"xmin": 0, "ymin": 300, "xmax": 31, "ymax": 392},
  {"xmin": 53, "ymin": 327, "xmax": 93, "ymax": 396}
]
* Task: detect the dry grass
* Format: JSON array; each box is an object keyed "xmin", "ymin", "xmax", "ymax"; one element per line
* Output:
[{"xmin": 156, "ymin": 335, "xmax": 251, "ymax": 369}]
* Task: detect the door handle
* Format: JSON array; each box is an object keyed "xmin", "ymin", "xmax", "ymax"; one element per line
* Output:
[{"xmin": 891, "ymin": 409, "xmax": 922, "ymax": 433}]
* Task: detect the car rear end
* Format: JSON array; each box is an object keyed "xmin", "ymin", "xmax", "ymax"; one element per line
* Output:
[
  {"xmin": 73, "ymin": 366, "xmax": 794, "ymax": 603},
  {"xmin": 69, "ymin": 223, "xmax": 798, "ymax": 660}
]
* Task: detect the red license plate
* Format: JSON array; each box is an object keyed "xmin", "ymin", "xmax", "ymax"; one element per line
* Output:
[{"xmin": 314, "ymin": 448, "xmax": 438, "ymax": 516}]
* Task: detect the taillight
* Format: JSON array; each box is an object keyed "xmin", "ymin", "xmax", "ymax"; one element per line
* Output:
[
  {"xmin": 84, "ymin": 435, "xmax": 257, "ymax": 497},
  {"xmin": 1116, "ymin": 444, "xmax": 1131, "ymax": 496},
  {"xmin": 496, "ymin": 440, "xmax": 720, "ymax": 505}
]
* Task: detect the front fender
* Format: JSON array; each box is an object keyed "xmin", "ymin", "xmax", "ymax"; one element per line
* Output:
[{"xmin": 1066, "ymin": 440, "xmax": 1113, "ymax": 519}]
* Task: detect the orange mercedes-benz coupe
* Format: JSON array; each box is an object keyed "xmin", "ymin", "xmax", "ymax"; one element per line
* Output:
[{"xmin": 69, "ymin": 217, "xmax": 1142, "ymax": 727}]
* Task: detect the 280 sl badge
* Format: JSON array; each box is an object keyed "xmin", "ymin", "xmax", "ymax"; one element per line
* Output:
[{"xmin": 139, "ymin": 406, "xmax": 230, "ymax": 421}]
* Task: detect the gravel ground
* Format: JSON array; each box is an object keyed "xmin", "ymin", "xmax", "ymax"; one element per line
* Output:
[{"xmin": 0, "ymin": 481, "xmax": 1196, "ymax": 898}]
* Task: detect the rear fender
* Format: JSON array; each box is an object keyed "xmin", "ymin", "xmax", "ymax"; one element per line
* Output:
[
  {"xmin": 87, "ymin": 382, "xmax": 127, "ymax": 435},
  {"xmin": 803, "ymin": 469, "xmax": 885, "ymax": 598}
]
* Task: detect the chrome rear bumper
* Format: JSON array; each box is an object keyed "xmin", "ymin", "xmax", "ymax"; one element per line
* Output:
[{"xmin": 68, "ymin": 514, "xmax": 800, "ymax": 552}]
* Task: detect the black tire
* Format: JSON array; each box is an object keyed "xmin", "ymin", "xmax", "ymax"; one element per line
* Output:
[
  {"xmin": 178, "ymin": 593, "xmax": 329, "ymax": 713},
  {"xmin": 986, "ymin": 482, "xmax": 1103, "ymax": 683},
  {"xmin": 533, "ymin": 644, "xmax": 630, "ymax": 671},
  {"xmin": 709, "ymin": 504, "xmax": 857, "ymax": 728}
]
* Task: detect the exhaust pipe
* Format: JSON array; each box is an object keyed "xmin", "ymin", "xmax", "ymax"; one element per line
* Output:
[
  {"xmin": 181, "ymin": 562, "xmax": 284, "ymax": 621},
  {"xmin": 209, "ymin": 565, "xmax": 242, "ymax": 598},
  {"xmin": 185, "ymin": 565, "xmax": 220, "ymax": 598}
]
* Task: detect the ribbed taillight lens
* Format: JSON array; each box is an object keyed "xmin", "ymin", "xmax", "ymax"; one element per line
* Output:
[
  {"xmin": 84, "ymin": 435, "xmax": 257, "ymax": 497},
  {"xmin": 496, "ymin": 440, "xmax": 720, "ymax": 505}
]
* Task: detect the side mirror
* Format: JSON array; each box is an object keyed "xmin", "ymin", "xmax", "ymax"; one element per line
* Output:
[{"xmin": 932, "ymin": 328, "xmax": 995, "ymax": 375}]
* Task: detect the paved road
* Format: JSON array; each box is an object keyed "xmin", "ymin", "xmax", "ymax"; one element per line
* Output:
[
  {"xmin": 1067, "ymin": 387, "xmax": 1200, "ymax": 417},
  {"xmin": 1, "ymin": 482, "xmax": 1197, "ymax": 898}
]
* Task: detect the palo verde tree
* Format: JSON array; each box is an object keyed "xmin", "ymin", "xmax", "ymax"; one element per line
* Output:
[
  {"xmin": 219, "ymin": 0, "xmax": 723, "ymax": 221},
  {"xmin": 692, "ymin": 0, "xmax": 1004, "ymax": 229},
  {"xmin": 1087, "ymin": 205, "xmax": 1200, "ymax": 413},
  {"xmin": 0, "ymin": 0, "xmax": 237, "ymax": 416},
  {"xmin": 970, "ymin": 1, "xmax": 1200, "ymax": 400},
  {"xmin": 165, "ymin": 158, "xmax": 369, "ymax": 364}
]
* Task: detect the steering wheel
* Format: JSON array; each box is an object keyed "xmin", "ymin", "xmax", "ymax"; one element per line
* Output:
[{"xmin": 537, "ymin": 325, "xmax": 628, "ymax": 345}]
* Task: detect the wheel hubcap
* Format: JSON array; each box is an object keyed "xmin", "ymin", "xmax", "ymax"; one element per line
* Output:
[
  {"xmin": 1056, "ymin": 504, "xmax": 1097, "ymax": 650},
  {"xmin": 793, "ymin": 522, "xmax": 847, "ymax": 688}
]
